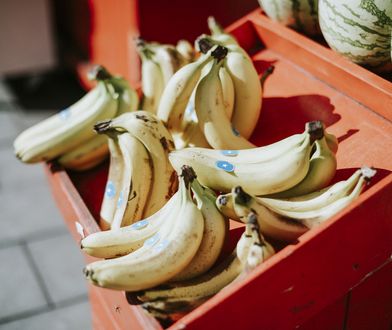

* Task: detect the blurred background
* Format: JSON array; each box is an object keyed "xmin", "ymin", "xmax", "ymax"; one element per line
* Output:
[{"xmin": 0, "ymin": 0, "xmax": 258, "ymax": 328}]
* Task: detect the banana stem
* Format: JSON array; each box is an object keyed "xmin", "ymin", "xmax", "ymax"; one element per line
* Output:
[
  {"xmin": 233, "ymin": 186, "xmax": 252, "ymax": 206},
  {"xmin": 211, "ymin": 45, "xmax": 228, "ymax": 62},
  {"xmin": 260, "ymin": 65, "xmax": 275, "ymax": 88},
  {"xmin": 88, "ymin": 65, "xmax": 113, "ymax": 81},
  {"xmin": 306, "ymin": 120, "xmax": 324, "ymax": 143},
  {"xmin": 197, "ymin": 37, "xmax": 217, "ymax": 54},
  {"xmin": 361, "ymin": 166, "xmax": 377, "ymax": 183},
  {"xmin": 180, "ymin": 165, "xmax": 197, "ymax": 188},
  {"xmin": 94, "ymin": 120, "xmax": 112, "ymax": 134}
]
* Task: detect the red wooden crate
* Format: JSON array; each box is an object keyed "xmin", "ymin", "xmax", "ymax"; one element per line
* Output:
[{"xmin": 45, "ymin": 9, "xmax": 392, "ymax": 330}]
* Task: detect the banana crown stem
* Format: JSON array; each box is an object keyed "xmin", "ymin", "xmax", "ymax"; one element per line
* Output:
[
  {"xmin": 233, "ymin": 186, "xmax": 252, "ymax": 206},
  {"xmin": 180, "ymin": 165, "xmax": 197, "ymax": 189},
  {"xmin": 306, "ymin": 120, "xmax": 324, "ymax": 143},
  {"xmin": 361, "ymin": 166, "xmax": 377, "ymax": 182},
  {"xmin": 88, "ymin": 65, "xmax": 113, "ymax": 81}
]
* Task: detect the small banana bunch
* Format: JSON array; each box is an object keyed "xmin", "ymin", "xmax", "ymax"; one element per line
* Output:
[
  {"xmin": 13, "ymin": 65, "xmax": 139, "ymax": 171},
  {"xmin": 169, "ymin": 120, "xmax": 338, "ymax": 196},
  {"xmin": 156, "ymin": 17, "xmax": 263, "ymax": 150},
  {"xmin": 216, "ymin": 167, "xmax": 376, "ymax": 242},
  {"xmin": 135, "ymin": 212, "xmax": 274, "ymax": 323},
  {"xmin": 94, "ymin": 111, "xmax": 177, "ymax": 230},
  {"xmin": 83, "ymin": 166, "xmax": 230, "ymax": 291},
  {"xmin": 136, "ymin": 38, "xmax": 195, "ymax": 114}
]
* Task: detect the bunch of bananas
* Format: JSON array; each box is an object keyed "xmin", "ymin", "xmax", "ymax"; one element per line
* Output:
[
  {"xmin": 83, "ymin": 166, "xmax": 275, "ymax": 322},
  {"xmin": 136, "ymin": 38, "xmax": 195, "ymax": 114},
  {"xmin": 93, "ymin": 111, "xmax": 177, "ymax": 230},
  {"xmin": 216, "ymin": 167, "xmax": 376, "ymax": 242},
  {"xmin": 13, "ymin": 66, "xmax": 139, "ymax": 171},
  {"xmin": 156, "ymin": 17, "xmax": 264, "ymax": 150}
]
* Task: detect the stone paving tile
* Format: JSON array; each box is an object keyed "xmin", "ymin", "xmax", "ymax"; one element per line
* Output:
[
  {"xmin": 0, "ymin": 301, "xmax": 91, "ymax": 330},
  {"xmin": 0, "ymin": 147, "xmax": 47, "ymax": 190},
  {"xmin": 0, "ymin": 102, "xmax": 21, "ymax": 142},
  {"xmin": 27, "ymin": 234, "xmax": 88, "ymax": 304},
  {"xmin": 0, "ymin": 245, "xmax": 47, "ymax": 319},
  {"xmin": 0, "ymin": 174, "xmax": 67, "ymax": 244}
]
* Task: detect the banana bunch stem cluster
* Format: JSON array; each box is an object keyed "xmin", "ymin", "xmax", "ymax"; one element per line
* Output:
[
  {"xmin": 83, "ymin": 166, "xmax": 231, "ymax": 292},
  {"xmin": 216, "ymin": 167, "xmax": 376, "ymax": 241},
  {"xmin": 134, "ymin": 212, "xmax": 275, "ymax": 324},
  {"xmin": 136, "ymin": 38, "xmax": 195, "ymax": 114},
  {"xmin": 94, "ymin": 111, "xmax": 177, "ymax": 229},
  {"xmin": 13, "ymin": 65, "xmax": 139, "ymax": 171}
]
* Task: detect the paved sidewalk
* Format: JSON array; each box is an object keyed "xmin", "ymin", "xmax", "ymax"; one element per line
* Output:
[{"xmin": 0, "ymin": 78, "xmax": 91, "ymax": 329}]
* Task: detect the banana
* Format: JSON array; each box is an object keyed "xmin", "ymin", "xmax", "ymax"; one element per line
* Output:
[
  {"xmin": 84, "ymin": 166, "xmax": 205, "ymax": 291},
  {"xmin": 57, "ymin": 134, "xmax": 108, "ymax": 171},
  {"xmin": 232, "ymin": 168, "xmax": 375, "ymax": 241},
  {"xmin": 233, "ymin": 186, "xmax": 309, "ymax": 242},
  {"xmin": 216, "ymin": 193, "xmax": 238, "ymax": 220},
  {"xmin": 56, "ymin": 72, "xmax": 139, "ymax": 171},
  {"xmin": 13, "ymin": 79, "xmax": 101, "ymax": 152},
  {"xmin": 136, "ymin": 213, "xmax": 273, "ymax": 303},
  {"xmin": 157, "ymin": 48, "xmax": 215, "ymax": 133},
  {"xmin": 266, "ymin": 134, "xmax": 337, "ymax": 198},
  {"xmin": 99, "ymin": 137, "xmax": 124, "ymax": 230},
  {"xmin": 15, "ymin": 68, "xmax": 118, "ymax": 163},
  {"xmin": 196, "ymin": 37, "xmax": 262, "ymax": 139},
  {"xmin": 95, "ymin": 111, "xmax": 177, "ymax": 217},
  {"xmin": 171, "ymin": 176, "xmax": 229, "ymax": 281},
  {"xmin": 149, "ymin": 43, "xmax": 186, "ymax": 85},
  {"xmin": 176, "ymin": 39, "xmax": 195, "ymax": 63},
  {"xmin": 110, "ymin": 132, "xmax": 153, "ymax": 229},
  {"xmin": 195, "ymin": 48, "xmax": 255, "ymax": 149},
  {"xmin": 169, "ymin": 122, "xmax": 319, "ymax": 195},
  {"xmin": 81, "ymin": 191, "xmax": 180, "ymax": 259},
  {"xmin": 207, "ymin": 16, "xmax": 239, "ymax": 46},
  {"xmin": 137, "ymin": 42, "xmax": 165, "ymax": 113}
]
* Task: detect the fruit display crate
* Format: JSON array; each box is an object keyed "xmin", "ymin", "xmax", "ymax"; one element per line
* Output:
[{"xmin": 45, "ymin": 8, "xmax": 392, "ymax": 330}]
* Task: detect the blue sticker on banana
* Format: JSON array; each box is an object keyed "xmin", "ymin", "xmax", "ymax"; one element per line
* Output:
[
  {"xmin": 105, "ymin": 181, "xmax": 116, "ymax": 198},
  {"xmin": 216, "ymin": 160, "xmax": 235, "ymax": 172},
  {"xmin": 221, "ymin": 150, "xmax": 239, "ymax": 157},
  {"xmin": 117, "ymin": 191, "xmax": 124, "ymax": 207},
  {"xmin": 59, "ymin": 108, "xmax": 71, "ymax": 120},
  {"xmin": 130, "ymin": 220, "xmax": 149, "ymax": 230}
]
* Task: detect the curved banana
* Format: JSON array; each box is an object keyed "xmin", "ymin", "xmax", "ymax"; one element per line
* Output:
[
  {"xmin": 157, "ymin": 49, "xmax": 214, "ymax": 133},
  {"xmin": 216, "ymin": 193, "xmax": 239, "ymax": 221},
  {"xmin": 207, "ymin": 16, "xmax": 239, "ymax": 46},
  {"xmin": 13, "ymin": 81, "xmax": 101, "ymax": 152},
  {"xmin": 15, "ymin": 80, "xmax": 118, "ymax": 163},
  {"xmin": 57, "ymin": 134, "xmax": 108, "ymax": 171},
  {"xmin": 257, "ymin": 169, "xmax": 363, "ymax": 213},
  {"xmin": 99, "ymin": 137, "xmax": 123, "ymax": 230},
  {"xmin": 149, "ymin": 43, "xmax": 186, "ymax": 85},
  {"xmin": 176, "ymin": 39, "xmax": 195, "ymax": 63},
  {"xmin": 267, "ymin": 134, "xmax": 337, "ymax": 198},
  {"xmin": 233, "ymin": 186, "xmax": 309, "ymax": 242},
  {"xmin": 81, "ymin": 191, "xmax": 180, "ymax": 259},
  {"xmin": 137, "ymin": 43, "xmax": 164, "ymax": 113},
  {"xmin": 136, "ymin": 213, "xmax": 273, "ymax": 302},
  {"xmin": 95, "ymin": 111, "xmax": 177, "ymax": 217},
  {"xmin": 169, "ymin": 129, "xmax": 315, "ymax": 195},
  {"xmin": 171, "ymin": 177, "xmax": 228, "ymax": 281},
  {"xmin": 195, "ymin": 51, "xmax": 255, "ymax": 149},
  {"xmin": 110, "ymin": 132, "xmax": 153, "ymax": 229},
  {"xmin": 84, "ymin": 167, "xmax": 205, "ymax": 291}
]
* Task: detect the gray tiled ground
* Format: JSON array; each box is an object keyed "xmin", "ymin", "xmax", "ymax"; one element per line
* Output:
[
  {"xmin": 0, "ymin": 246, "xmax": 47, "ymax": 319},
  {"xmin": 28, "ymin": 234, "xmax": 88, "ymax": 304},
  {"xmin": 0, "ymin": 79, "xmax": 91, "ymax": 328},
  {"xmin": 0, "ymin": 301, "xmax": 91, "ymax": 330}
]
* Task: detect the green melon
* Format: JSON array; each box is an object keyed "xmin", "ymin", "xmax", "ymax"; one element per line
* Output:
[
  {"xmin": 259, "ymin": 0, "xmax": 321, "ymax": 36},
  {"xmin": 318, "ymin": 0, "xmax": 392, "ymax": 70}
]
